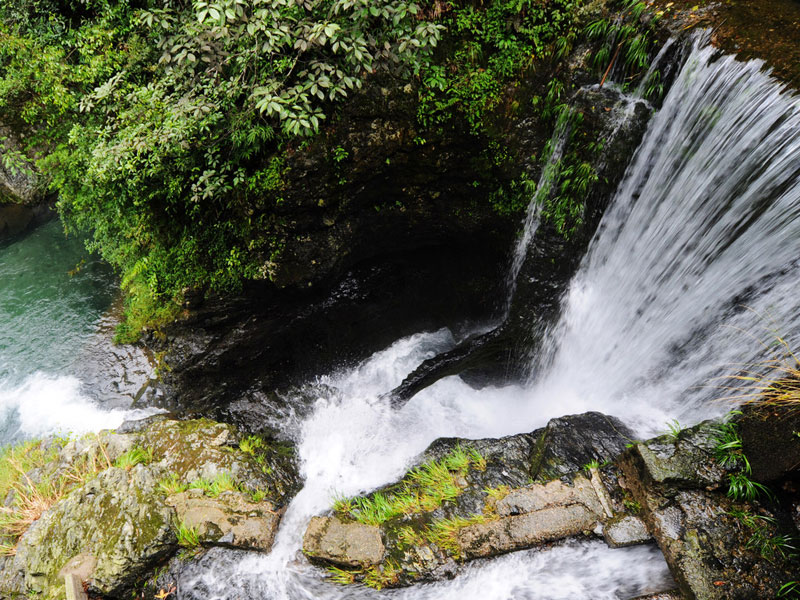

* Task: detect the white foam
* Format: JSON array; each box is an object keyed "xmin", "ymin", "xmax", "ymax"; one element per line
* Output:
[{"xmin": 0, "ymin": 372, "xmax": 159, "ymax": 440}]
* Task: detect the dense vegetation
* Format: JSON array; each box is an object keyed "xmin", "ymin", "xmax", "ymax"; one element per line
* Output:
[{"xmin": 0, "ymin": 0, "xmax": 594, "ymax": 338}]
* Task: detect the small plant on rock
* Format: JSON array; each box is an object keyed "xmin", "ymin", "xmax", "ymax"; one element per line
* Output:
[
  {"xmin": 113, "ymin": 446, "xmax": 153, "ymax": 470},
  {"xmin": 176, "ymin": 521, "xmax": 200, "ymax": 549},
  {"xmin": 664, "ymin": 419, "xmax": 686, "ymax": 440},
  {"xmin": 157, "ymin": 475, "xmax": 188, "ymax": 496},
  {"xmin": 189, "ymin": 472, "xmax": 238, "ymax": 498},
  {"xmin": 239, "ymin": 436, "xmax": 264, "ymax": 455},
  {"xmin": 363, "ymin": 560, "xmax": 401, "ymax": 590},
  {"xmin": 326, "ymin": 565, "xmax": 356, "ymax": 585}
]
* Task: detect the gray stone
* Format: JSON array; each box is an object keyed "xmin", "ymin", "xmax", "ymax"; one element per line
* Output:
[
  {"xmin": 603, "ymin": 514, "xmax": 651, "ymax": 548},
  {"xmin": 13, "ymin": 466, "xmax": 176, "ymax": 598},
  {"xmin": 457, "ymin": 504, "xmax": 599, "ymax": 559},
  {"xmin": 632, "ymin": 422, "xmax": 725, "ymax": 488},
  {"xmin": 166, "ymin": 490, "xmax": 281, "ymax": 551},
  {"xmin": 496, "ymin": 476, "xmax": 603, "ymax": 517},
  {"xmin": 303, "ymin": 517, "xmax": 384, "ymax": 567}
]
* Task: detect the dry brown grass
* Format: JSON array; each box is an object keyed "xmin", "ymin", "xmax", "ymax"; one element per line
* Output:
[
  {"xmin": 713, "ymin": 334, "xmax": 800, "ymax": 408},
  {"xmin": 0, "ymin": 435, "xmax": 111, "ymax": 555}
]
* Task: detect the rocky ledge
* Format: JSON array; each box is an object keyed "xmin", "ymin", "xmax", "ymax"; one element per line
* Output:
[
  {"xmin": 303, "ymin": 411, "xmax": 800, "ymax": 599},
  {"xmin": 0, "ymin": 416, "xmax": 301, "ymax": 599}
]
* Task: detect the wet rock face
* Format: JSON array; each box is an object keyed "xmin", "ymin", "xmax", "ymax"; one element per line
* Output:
[
  {"xmin": 738, "ymin": 403, "xmax": 800, "ymax": 482},
  {"xmin": 3, "ymin": 417, "xmax": 300, "ymax": 600},
  {"xmin": 149, "ymin": 242, "xmax": 510, "ymax": 425},
  {"xmin": 621, "ymin": 421, "xmax": 798, "ymax": 600}
]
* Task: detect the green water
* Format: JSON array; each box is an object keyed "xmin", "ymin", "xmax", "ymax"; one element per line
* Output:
[
  {"xmin": 0, "ymin": 220, "xmax": 149, "ymax": 443},
  {"xmin": 0, "ymin": 219, "xmax": 117, "ymax": 384}
]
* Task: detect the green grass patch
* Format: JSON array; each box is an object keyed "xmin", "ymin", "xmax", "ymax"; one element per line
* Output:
[
  {"xmin": 326, "ymin": 565, "xmax": 356, "ymax": 585},
  {"xmin": 176, "ymin": 521, "xmax": 200, "ymax": 548},
  {"xmin": 332, "ymin": 446, "xmax": 485, "ymax": 526},
  {"xmin": 157, "ymin": 474, "xmax": 188, "ymax": 496},
  {"xmin": 0, "ymin": 435, "xmax": 111, "ymax": 555},
  {"xmin": 113, "ymin": 446, "xmax": 153, "ymax": 470},
  {"xmin": 424, "ymin": 514, "xmax": 488, "ymax": 559},
  {"xmin": 188, "ymin": 472, "xmax": 238, "ymax": 498}
]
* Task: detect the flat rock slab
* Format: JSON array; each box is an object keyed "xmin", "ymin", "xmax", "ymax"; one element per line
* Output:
[
  {"xmin": 603, "ymin": 514, "xmax": 651, "ymax": 548},
  {"xmin": 497, "ymin": 475, "xmax": 603, "ymax": 516},
  {"xmin": 303, "ymin": 517, "xmax": 384, "ymax": 567},
  {"xmin": 167, "ymin": 490, "xmax": 281, "ymax": 551},
  {"xmin": 458, "ymin": 504, "xmax": 599, "ymax": 559}
]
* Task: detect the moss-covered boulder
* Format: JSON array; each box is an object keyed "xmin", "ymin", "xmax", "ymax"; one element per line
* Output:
[
  {"xmin": 13, "ymin": 465, "xmax": 175, "ymax": 598},
  {"xmin": 1, "ymin": 416, "xmax": 300, "ymax": 599}
]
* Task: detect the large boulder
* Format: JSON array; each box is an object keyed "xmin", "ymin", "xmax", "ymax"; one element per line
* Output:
[
  {"xmin": 13, "ymin": 466, "xmax": 175, "ymax": 598},
  {"xmin": 620, "ymin": 421, "xmax": 798, "ymax": 599},
  {"xmin": 3, "ymin": 417, "xmax": 301, "ymax": 599}
]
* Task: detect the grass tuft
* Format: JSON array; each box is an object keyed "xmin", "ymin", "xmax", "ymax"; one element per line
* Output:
[
  {"xmin": 332, "ymin": 446, "xmax": 485, "ymax": 526},
  {"xmin": 424, "ymin": 515, "xmax": 487, "ymax": 559},
  {"xmin": 326, "ymin": 565, "xmax": 356, "ymax": 585},
  {"xmin": 0, "ymin": 436, "xmax": 111, "ymax": 555},
  {"xmin": 157, "ymin": 474, "xmax": 188, "ymax": 496},
  {"xmin": 188, "ymin": 472, "xmax": 238, "ymax": 498},
  {"xmin": 363, "ymin": 560, "xmax": 400, "ymax": 590},
  {"xmin": 113, "ymin": 446, "xmax": 153, "ymax": 470},
  {"xmin": 176, "ymin": 521, "xmax": 200, "ymax": 548}
]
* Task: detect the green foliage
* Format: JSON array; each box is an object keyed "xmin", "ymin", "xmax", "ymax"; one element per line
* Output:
[
  {"xmin": 157, "ymin": 474, "xmax": 188, "ymax": 496},
  {"xmin": 532, "ymin": 106, "xmax": 601, "ymax": 238},
  {"xmin": 664, "ymin": 419, "xmax": 686, "ymax": 440},
  {"xmin": 0, "ymin": 0, "xmax": 442, "ymax": 334},
  {"xmin": 188, "ymin": 472, "xmax": 238, "ymax": 498},
  {"xmin": 779, "ymin": 581, "xmax": 800, "ymax": 599},
  {"xmin": 584, "ymin": 0, "xmax": 661, "ymax": 95},
  {"xmin": 712, "ymin": 413, "xmax": 773, "ymax": 502},
  {"xmin": 714, "ymin": 414, "xmax": 750, "ymax": 472},
  {"xmin": 176, "ymin": 521, "xmax": 201, "ymax": 548},
  {"xmin": 0, "ymin": 435, "xmax": 111, "ymax": 555},
  {"xmin": 113, "ymin": 445, "xmax": 153, "ymax": 470},
  {"xmin": 417, "ymin": 0, "xmax": 583, "ymax": 132},
  {"xmin": 726, "ymin": 472, "xmax": 772, "ymax": 503},
  {"xmin": 332, "ymin": 446, "xmax": 484, "ymax": 525},
  {"xmin": 726, "ymin": 508, "xmax": 797, "ymax": 563},
  {"xmin": 326, "ymin": 565, "xmax": 356, "ymax": 586},
  {"xmin": 363, "ymin": 560, "xmax": 401, "ymax": 590},
  {"xmin": 424, "ymin": 514, "xmax": 487, "ymax": 559},
  {"xmin": 239, "ymin": 435, "xmax": 265, "ymax": 456}
]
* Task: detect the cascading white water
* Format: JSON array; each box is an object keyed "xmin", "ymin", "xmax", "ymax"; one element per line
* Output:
[
  {"xmin": 528, "ymin": 36, "xmax": 800, "ymax": 433},
  {"xmin": 175, "ymin": 37, "xmax": 800, "ymax": 599}
]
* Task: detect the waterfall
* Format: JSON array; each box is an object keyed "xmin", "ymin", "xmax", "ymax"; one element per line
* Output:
[
  {"xmin": 176, "ymin": 37, "xmax": 800, "ymax": 599},
  {"xmin": 528, "ymin": 37, "xmax": 800, "ymax": 431}
]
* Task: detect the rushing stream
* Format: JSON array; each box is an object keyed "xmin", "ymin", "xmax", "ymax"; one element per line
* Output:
[{"xmin": 2, "ymin": 34, "xmax": 800, "ymax": 599}]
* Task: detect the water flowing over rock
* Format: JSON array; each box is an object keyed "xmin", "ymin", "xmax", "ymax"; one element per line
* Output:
[{"xmin": 301, "ymin": 412, "xmax": 645, "ymax": 588}]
